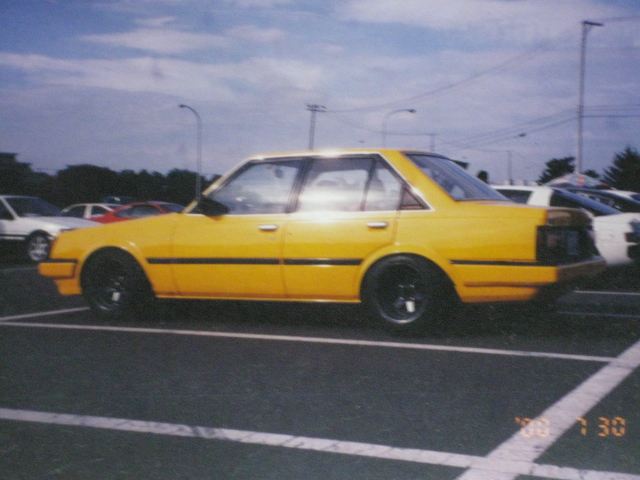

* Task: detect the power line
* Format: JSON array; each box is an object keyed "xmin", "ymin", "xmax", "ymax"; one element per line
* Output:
[{"xmin": 326, "ymin": 28, "xmax": 575, "ymax": 114}]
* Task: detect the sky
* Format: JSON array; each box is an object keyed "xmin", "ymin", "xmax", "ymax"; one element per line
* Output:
[{"xmin": 1, "ymin": 0, "xmax": 639, "ymax": 183}]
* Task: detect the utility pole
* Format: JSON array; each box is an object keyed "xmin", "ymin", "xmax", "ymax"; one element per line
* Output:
[
  {"xmin": 306, "ymin": 104, "xmax": 326, "ymax": 150},
  {"xmin": 577, "ymin": 20, "xmax": 604, "ymax": 174},
  {"xmin": 179, "ymin": 104, "xmax": 203, "ymax": 203}
]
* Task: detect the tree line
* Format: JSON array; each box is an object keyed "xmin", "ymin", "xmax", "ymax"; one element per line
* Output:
[
  {"xmin": 536, "ymin": 146, "xmax": 640, "ymax": 189},
  {"xmin": 2, "ymin": 146, "xmax": 639, "ymax": 208},
  {"xmin": 0, "ymin": 158, "xmax": 217, "ymax": 207}
]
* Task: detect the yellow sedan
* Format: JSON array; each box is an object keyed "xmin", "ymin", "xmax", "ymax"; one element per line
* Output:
[{"xmin": 40, "ymin": 149, "xmax": 605, "ymax": 332}]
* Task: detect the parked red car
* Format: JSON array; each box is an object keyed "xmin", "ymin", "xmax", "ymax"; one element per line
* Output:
[{"xmin": 91, "ymin": 201, "xmax": 184, "ymax": 224}]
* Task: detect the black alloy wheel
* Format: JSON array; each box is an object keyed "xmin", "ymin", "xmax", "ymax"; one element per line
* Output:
[
  {"xmin": 363, "ymin": 255, "xmax": 450, "ymax": 333},
  {"xmin": 82, "ymin": 250, "xmax": 154, "ymax": 320}
]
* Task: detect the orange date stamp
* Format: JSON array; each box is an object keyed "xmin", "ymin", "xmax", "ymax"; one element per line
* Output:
[{"xmin": 514, "ymin": 416, "xmax": 627, "ymax": 438}]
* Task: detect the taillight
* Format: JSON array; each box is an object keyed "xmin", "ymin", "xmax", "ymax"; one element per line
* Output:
[{"xmin": 537, "ymin": 226, "xmax": 595, "ymax": 265}]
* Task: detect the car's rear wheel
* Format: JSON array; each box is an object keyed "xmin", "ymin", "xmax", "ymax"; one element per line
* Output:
[
  {"xmin": 362, "ymin": 255, "xmax": 451, "ymax": 333},
  {"xmin": 82, "ymin": 250, "xmax": 155, "ymax": 320},
  {"xmin": 25, "ymin": 232, "xmax": 51, "ymax": 263}
]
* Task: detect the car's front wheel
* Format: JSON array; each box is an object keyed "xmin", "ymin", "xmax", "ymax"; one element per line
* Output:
[
  {"xmin": 362, "ymin": 255, "xmax": 452, "ymax": 333},
  {"xmin": 82, "ymin": 250, "xmax": 155, "ymax": 320},
  {"xmin": 25, "ymin": 232, "xmax": 51, "ymax": 263}
]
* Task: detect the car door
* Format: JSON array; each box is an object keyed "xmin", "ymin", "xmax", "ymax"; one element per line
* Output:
[
  {"xmin": 282, "ymin": 156, "xmax": 402, "ymax": 300},
  {"xmin": 171, "ymin": 159, "xmax": 304, "ymax": 298},
  {"xmin": 0, "ymin": 198, "xmax": 21, "ymax": 241}
]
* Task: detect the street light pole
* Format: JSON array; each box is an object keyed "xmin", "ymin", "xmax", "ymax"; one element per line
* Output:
[
  {"xmin": 306, "ymin": 104, "xmax": 326, "ymax": 150},
  {"xmin": 577, "ymin": 20, "xmax": 603, "ymax": 174},
  {"xmin": 382, "ymin": 108, "xmax": 416, "ymax": 147},
  {"xmin": 506, "ymin": 150, "xmax": 513, "ymax": 185},
  {"xmin": 179, "ymin": 104, "xmax": 203, "ymax": 203}
]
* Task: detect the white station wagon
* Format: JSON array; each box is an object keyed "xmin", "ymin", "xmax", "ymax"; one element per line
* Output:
[{"xmin": 0, "ymin": 195, "xmax": 97, "ymax": 262}]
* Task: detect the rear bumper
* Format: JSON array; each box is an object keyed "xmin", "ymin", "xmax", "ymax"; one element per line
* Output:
[{"xmin": 453, "ymin": 257, "xmax": 606, "ymax": 303}]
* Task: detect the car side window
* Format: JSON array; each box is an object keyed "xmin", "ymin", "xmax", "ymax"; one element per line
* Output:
[
  {"xmin": 91, "ymin": 206, "xmax": 108, "ymax": 216},
  {"xmin": 363, "ymin": 161, "xmax": 404, "ymax": 211},
  {"xmin": 0, "ymin": 200, "xmax": 13, "ymax": 220},
  {"xmin": 297, "ymin": 158, "xmax": 372, "ymax": 212},
  {"xmin": 210, "ymin": 160, "xmax": 303, "ymax": 215},
  {"xmin": 63, "ymin": 205, "xmax": 86, "ymax": 217},
  {"xmin": 128, "ymin": 205, "xmax": 161, "ymax": 218}
]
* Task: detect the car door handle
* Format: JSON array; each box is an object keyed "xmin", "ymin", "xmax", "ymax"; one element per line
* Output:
[
  {"xmin": 258, "ymin": 224, "xmax": 279, "ymax": 232},
  {"xmin": 367, "ymin": 221, "xmax": 388, "ymax": 229}
]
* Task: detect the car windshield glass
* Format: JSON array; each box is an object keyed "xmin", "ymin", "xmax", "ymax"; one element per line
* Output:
[
  {"xmin": 551, "ymin": 189, "xmax": 619, "ymax": 216},
  {"xmin": 6, "ymin": 197, "xmax": 61, "ymax": 217},
  {"xmin": 407, "ymin": 154, "xmax": 507, "ymax": 201},
  {"xmin": 163, "ymin": 203, "xmax": 184, "ymax": 213}
]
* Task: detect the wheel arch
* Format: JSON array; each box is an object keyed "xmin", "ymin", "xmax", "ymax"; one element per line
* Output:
[
  {"xmin": 359, "ymin": 251, "xmax": 459, "ymax": 302},
  {"xmin": 79, "ymin": 246, "xmax": 152, "ymax": 292}
]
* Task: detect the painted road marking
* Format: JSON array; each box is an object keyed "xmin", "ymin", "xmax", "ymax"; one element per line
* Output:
[
  {"xmin": 455, "ymin": 337, "xmax": 640, "ymax": 480},
  {"xmin": 0, "ymin": 407, "xmax": 638, "ymax": 480},
  {"xmin": 0, "ymin": 307, "xmax": 89, "ymax": 323},
  {"xmin": 574, "ymin": 290, "xmax": 640, "ymax": 297},
  {"xmin": 0, "ymin": 266, "xmax": 38, "ymax": 273},
  {"xmin": 557, "ymin": 311, "xmax": 640, "ymax": 320},
  {"xmin": 0, "ymin": 320, "xmax": 616, "ymax": 363}
]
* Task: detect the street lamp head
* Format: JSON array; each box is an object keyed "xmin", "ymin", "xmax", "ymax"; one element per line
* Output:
[
  {"xmin": 408, "ymin": 109, "xmax": 417, "ymax": 114},
  {"xmin": 179, "ymin": 104, "xmax": 187, "ymax": 108},
  {"xmin": 583, "ymin": 20, "xmax": 604, "ymax": 27}
]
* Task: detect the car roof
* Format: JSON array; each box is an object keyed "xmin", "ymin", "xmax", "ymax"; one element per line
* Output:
[
  {"xmin": 494, "ymin": 185, "xmax": 550, "ymax": 191},
  {"xmin": 246, "ymin": 148, "xmax": 450, "ymax": 161}
]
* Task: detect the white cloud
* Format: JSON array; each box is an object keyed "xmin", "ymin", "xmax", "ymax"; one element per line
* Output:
[
  {"xmin": 0, "ymin": 52, "xmax": 324, "ymax": 103},
  {"xmin": 227, "ymin": 25, "xmax": 286, "ymax": 43},
  {"xmin": 82, "ymin": 28, "xmax": 229, "ymax": 54},
  {"xmin": 224, "ymin": 0, "xmax": 293, "ymax": 8},
  {"xmin": 340, "ymin": 0, "xmax": 622, "ymax": 44},
  {"xmin": 135, "ymin": 16, "xmax": 176, "ymax": 28}
]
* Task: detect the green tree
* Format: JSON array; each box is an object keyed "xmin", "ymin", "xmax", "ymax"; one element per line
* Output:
[
  {"xmin": 53, "ymin": 165, "xmax": 119, "ymax": 205},
  {"xmin": 603, "ymin": 147, "xmax": 640, "ymax": 191},
  {"xmin": 537, "ymin": 157, "xmax": 575, "ymax": 184}
]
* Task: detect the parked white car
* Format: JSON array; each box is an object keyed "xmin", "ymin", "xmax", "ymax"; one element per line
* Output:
[
  {"xmin": 495, "ymin": 186, "xmax": 640, "ymax": 267},
  {"xmin": 61, "ymin": 203, "xmax": 118, "ymax": 219},
  {"xmin": 0, "ymin": 195, "xmax": 97, "ymax": 262}
]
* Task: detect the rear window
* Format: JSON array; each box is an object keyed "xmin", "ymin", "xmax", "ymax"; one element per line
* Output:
[
  {"xmin": 407, "ymin": 154, "xmax": 507, "ymax": 201},
  {"xmin": 497, "ymin": 189, "xmax": 533, "ymax": 204}
]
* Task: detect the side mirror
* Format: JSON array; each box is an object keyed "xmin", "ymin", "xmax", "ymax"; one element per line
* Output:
[{"xmin": 196, "ymin": 197, "xmax": 229, "ymax": 216}]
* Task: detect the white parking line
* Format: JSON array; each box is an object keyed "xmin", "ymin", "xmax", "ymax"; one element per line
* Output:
[
  {"xmin": 0, "ymin": 320, "xmax": 616, "ymax": 363},
  {"xmin": 0, "ymin": 266, "xmax": 38, "ymax": 273},
  {"xmin": 574, "ymin": 290, "xmax": 640, "ymax": 297},
  {"xmin": 455, "ymin": 337, "xmax": 640, "ymax": 480},
  {"xmin": 0, "ymin": 307, "xmax": 89, "ymax": 323},
  {"xmin": 558, "ymin": 311, "xmax": 640, "ymax": 320},
  {"xmin": 0, "ymin": 407, "xmax": 637, "ymax": 480}
]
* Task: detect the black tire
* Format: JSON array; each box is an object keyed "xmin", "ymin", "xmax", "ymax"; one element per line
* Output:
[
  {"xmin": 81, "ymin": 250, "xmax": 155, "ymax": 320},
  {"xmin": 25, "ymin": 232, "xmax": 51, "ymax": 263},
  {"xmin": 362, "ymin": 255, "xmax": 452, "ymax": 333}
]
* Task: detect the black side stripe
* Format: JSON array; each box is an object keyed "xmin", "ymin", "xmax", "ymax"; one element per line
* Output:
[
  {"xmin": 283, "ymin": 258, "xmax": 362, "ymax": 266},
  {"xmin": 147, "ymin": 257, "xmax": 362, "ymax": 266},
  {"xmin": 451, "ymin": 259, "xmax": 539, "ymax": 266},
  {"xmin": 148, "ymin": 258, "xmax": 279, "ymax": 265},
  {"xmin": 42, "ymin": 258, "xmax": 78, "ymax": 264}
]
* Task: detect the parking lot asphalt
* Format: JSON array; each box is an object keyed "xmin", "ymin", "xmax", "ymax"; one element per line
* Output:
[{"xmin": 1, "ymin": 256, "xmax": 640, "ymax": 479}]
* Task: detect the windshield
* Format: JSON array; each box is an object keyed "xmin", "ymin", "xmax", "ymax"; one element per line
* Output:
[
  {"xmin": 163, "ymin": 203, "xmax": 184, "ymax": 213},
  {"xmin": 6, "ymin": 197, "xmax": 61, "ymax": 217},
  {"xmin": 407, "ymin": 153, "xmax": 507, "ymax": 201},
  {"xmin": 551, "ymin": 189, "xmax": 620, "ymax": 217}
]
